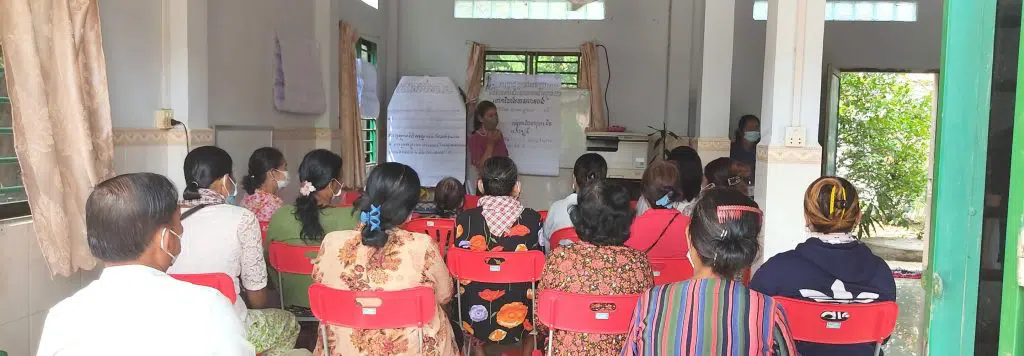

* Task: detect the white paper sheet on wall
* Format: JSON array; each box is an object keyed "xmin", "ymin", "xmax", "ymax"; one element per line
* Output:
[
  {"xmin": 273, "ymin": 33, "xmax": 326, "ymax": 114},
  {"xmin": 356, "ymin": 58, "xmax": 380, "ymax": 118},
  {"xmin": 482, "ymin": 74, "xmax": 563, "ymax": 176},
  {"xmin": 387, "ymin": 77, "xmax": 467, "ymax": 186}
]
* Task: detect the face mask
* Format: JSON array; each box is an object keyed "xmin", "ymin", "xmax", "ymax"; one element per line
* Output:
[
  {"xmin": 275, "ymin": 170, "xmax": 291, "ymax": 189},
  {"xmin": 160, "ymin": 228, "xmax": 182, "ymax": 265},
  {"xmin": 332, "ymin": 179, "xmax": 344, "ymax": 197},
  {"xmin": 743, "ymin": 131, "xmax": 761, "ymax": 142},
  {"xmin": 225, "ymin": 176, "xmax": 238, "ymax": 205}
]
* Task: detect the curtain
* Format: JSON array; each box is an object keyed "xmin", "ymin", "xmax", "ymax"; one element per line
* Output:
[
  {"xmin": 464, "ymin": 42, "xmax": 487, "ymax": 131},
  {"xmin": 0, "ymin": 0, "xmax": 115, "ymax": 276},
  {"xmin": 338, "ymin": 21, "xmax": 366, "ymax": 188},
  {"xmin": 568, "ymin": 0, "xmax": 598, "ymax": 11},
  {"xmin": 579, "ymin": 41, "xmax": 607, "ymax": 131}
]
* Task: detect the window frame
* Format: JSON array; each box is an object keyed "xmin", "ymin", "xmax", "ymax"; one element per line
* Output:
[
  {"xmin": 752, "ymin": 0, "xmax": 918, "ymax": 22},
  {"xmin": 483, "ymin": 50, "xmax": 582, "ymax": 88},
  {"xmin": 356, "ymin": 38, "xmax": 379, "ymax": 166},
  {"xmin": 0, "ymin": 50, "xmax": 30, "ymax": 220},
  {"xmin": 454, "ymin": 0, "xmax": 606, "ymax": 20}
]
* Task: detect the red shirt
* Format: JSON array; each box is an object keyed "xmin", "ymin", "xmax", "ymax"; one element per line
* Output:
[
  {"xmin": 468, "ymin": 130, "xmax": 509, "ymax": 166},
  {"xmin": 625, "ymin": 208, "xmax": 691, "ymax": 259}
]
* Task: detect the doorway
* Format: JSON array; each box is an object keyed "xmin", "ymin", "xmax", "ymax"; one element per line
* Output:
[{"xmin": 820, "ymin": 70, "xmax": 936, "ymax": 356}]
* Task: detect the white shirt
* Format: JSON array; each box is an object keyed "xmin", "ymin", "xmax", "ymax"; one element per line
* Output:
[
  {"xmin": 36, "ymin": 265, "xmax": 253, "ymax": 356},
  {"xmin": 168, "ymin": 205, "xmax": 267, "ymax": 321},
  {"xmin": 541, "ymin": 193, "xmax": 577, "ymax": 250},
  {"xmin": 635, "ymin": 196, "xmax": 695, "ymax": 217}
]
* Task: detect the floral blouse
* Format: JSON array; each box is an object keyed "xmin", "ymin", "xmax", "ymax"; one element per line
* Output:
[
  {"xmin": 241, "ymin": 189, "xmax": 283, "ymax": 222},
  {"xmin": 311, "ymin": 228, "xmax": 457, "ymax": 356},
  {"xmin": 538, "ymin": 242, "xmax": 653, "ymax": 355}
]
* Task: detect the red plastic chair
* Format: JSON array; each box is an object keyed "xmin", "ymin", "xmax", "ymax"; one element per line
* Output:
[
  {"xmin": 267, "ymin": 241, "xmax": 320, "ymax": 321},
  {"xmin": 446, "ymin": 248, "xmax": 545, "ymax": 354},
  {"xmin": 538, "ymin": 210, "xmax": 548, "ymax": 222},
  {"xmin": 535, "ymin": 290, "xmax": 641, "ymax": 356},
  {"xmin": 464, "ymin": 194, "xmax": 480, "ymax": 209},
  {"xmin": 647, "ymin": 257, "xmax": 694, "ymax": 285},
  {"xmin": 630, "ymin": 200, "xmax": 638, "ymax": 210},
  {"xmin": 308, "ymin": 284, "xmax": 436, "ymax": 355},
  {"xmin": 170, "ymin": 273, "xmax": 237, "ymax": 304},
  {"xmin": 402, "ymin": 218, "xmax": 457, "ymax": 259},
  {"xmin": 775, "ymin": 297, "xmax": 899, "ymax": 356},
  {"xmin": 549, "ymin": 227, "xmax": 580, "ymax": 249}
]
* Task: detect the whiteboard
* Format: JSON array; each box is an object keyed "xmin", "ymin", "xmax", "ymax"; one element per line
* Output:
[
  {"xmin": 213, "ymin": 125, "xmax": 275, "ymax": 189},
  {"xmin": 558, "ymin": 89, "xmax": 590, "ymax": 168}
]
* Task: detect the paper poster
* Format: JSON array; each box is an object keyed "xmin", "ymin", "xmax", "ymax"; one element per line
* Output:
[
  {"xmin": 356, "ymin": 58, "xmax": 379, "ymax": 118},
  {"xmin": 483, "ymin": 74, "xmax": 563, "ymax": 176},
  {"xmin": 387, "ymin": 76, "xmax": 466, "ymax": 186}
]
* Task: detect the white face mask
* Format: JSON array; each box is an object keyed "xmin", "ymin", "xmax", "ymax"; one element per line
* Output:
[
  {"xmin": 332, "ymin": 179, "xmax": 343, "ymax": 197},
  {"xmin": 274, "ymin": 170, "xmax": 291, "ymax": 189},
  {"xmin": 160, "ymin": 228, "xmax": 182, "ymax": 265}
]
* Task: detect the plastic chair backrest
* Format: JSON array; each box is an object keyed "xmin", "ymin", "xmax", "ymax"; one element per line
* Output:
[
  {"xmin": 630, "ymin": 200, "xmax": 638, "ymax": 210},
  {"xmin": 267, "ymin": 241, "xmax": 320, "ymax": 275},
  {"xmin": 647, "ymin": 257, "xmax": 694, "ymax": 285},
  {"xmin": 446, "ymin": 248, "xmax": 545, "ymax": 283},
  {"xmin": 535, "ymin": 290, "xmax": 640, "ymax": 334},
  {"xmin": 308, "ymin": 284, "xmax": 436, "ymax": 329},
  {"xmin": 464, "ymin": 194, "xmax": 480, "ymax": 209},
  {"xmin": 340, "ymin": 191, "xmax": 360, "ymax": 207},
  {"xmin": 538, "ymin": 210, "xmax": 548, "ymax": 222},
  {"xmin": 549, "ymin": 227, "xmax": 580, "ymax": 248},
  {"xmin": 170, "ymin": 273, "xmax": 237, "ymax": 304},
  {"xmin": 402, "ymin": 218, "xmax": 457, "ymax": 258},
  {"xmin": 258, "ymin": 221, "xmax": 270, "ymax": 243},
  {"xmin": 775, "ymin": 297, "xmax": 899, "ymax": 345}
]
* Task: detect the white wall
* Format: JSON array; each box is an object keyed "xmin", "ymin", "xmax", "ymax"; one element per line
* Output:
[
  {"xmin": 397, "ymin": 0, "xmax": 690, "ymax": 134},
  {"xmin": 99, "ymin": 0, "xmax": 163, "ymax": 128},
  {"xmin": 731, "ymin": 0, "xmax": 943, "ymax": 127}
]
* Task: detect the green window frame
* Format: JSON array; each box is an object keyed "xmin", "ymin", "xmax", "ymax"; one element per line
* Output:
[
  {"xmin": 0, "ymin": 48, "xmax": 30, "ymax": 219},
  {"xmin": 483, "ymin": 51, "xmax": 580, "ymax": 88},
  {"xmin": 356, "ymin": 38, "xmax": 379, "ymax": 165}
]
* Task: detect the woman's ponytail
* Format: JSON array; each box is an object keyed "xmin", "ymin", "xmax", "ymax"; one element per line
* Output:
[
  {"xmin": 354, "ymin": 163, "xmax": 422, "ymax": 248},
  {"xmin": 292, "ymin": 149, "xmax": 343, "ymax": 243}
]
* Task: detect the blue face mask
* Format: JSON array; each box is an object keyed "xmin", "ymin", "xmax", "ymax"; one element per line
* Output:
[
  {"xmin": 743, "ymin": 131, "xmax": 761, "ymax": 142},
  {"xmin": 225, "ymin": 176, "xmax": 239, "ymax": 205}
]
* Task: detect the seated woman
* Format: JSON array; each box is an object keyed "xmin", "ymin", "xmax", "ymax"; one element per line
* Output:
[
  {"xmin": 241, "ymin": 147, "xmax": 288, "ymax": 224},
  {"xmin": 312, "ymin": 162, "xmax": 457, "ymax": 355},
  {"xmin": 426, "ymin": 176, "xmax": 466, "ymax": 219},
  {"xmin": 635, "ymin": 146, "xmax": 702, "ymax": 216},
  {"xmin": 37, "ymin": 173, "xmax": 252, "ymax": 356},
  {"xmin": 168, "ymin": 146, "xmax": 299, "ymax": 356},
  {"xmin": 624, "ymin": 160, "xmax": 691, "ymax": 259},
  {"xmin": 621, "ymin": 188, "xmax": 798, "ymax": 355},
  {"xmin": 538, "ymin": 179, "xmax": 652, "ymax": 355},
  {"xmin": 453, "ymin": 156, "xmax": 543, "ymax": 356},
  {"xmin": 750, "ymin": 177, "xmax": 896, "ymax": 356},
  {"xmin": 266, "ymin": 149, "xmax": 358, "ymax": 309},
  {"xmin": 541, "ymin": 153, "xmax": 607, "ymax": 250}
]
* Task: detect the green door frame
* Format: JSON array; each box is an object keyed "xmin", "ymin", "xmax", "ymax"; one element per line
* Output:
[
  {"xmin": 997, "ymin": 12, "xmax": 1024, "ymax": 355},
  {"xmin": 926, "ymin": 0, "xmax": 996, "ymax": 353}
]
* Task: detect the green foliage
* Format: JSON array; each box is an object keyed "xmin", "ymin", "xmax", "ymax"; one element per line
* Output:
[
  {"xmin": 837, "ymin": 72, "xmax": 932, "ymax": 237},
  {"xmin": 484, "ymin": 53, "xmax": 580, "ymax": 87}
]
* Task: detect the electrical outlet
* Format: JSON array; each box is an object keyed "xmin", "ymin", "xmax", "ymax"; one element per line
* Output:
[
  {"xmin": 785, "ymin": 126, "xmax": 806, "ymax": 147},
  {"xmin": 154, "ymin": 109, "xmax": 173, "ymax": 129}
]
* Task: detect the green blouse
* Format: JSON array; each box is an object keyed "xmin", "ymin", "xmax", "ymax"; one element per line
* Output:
[{"xmin": 266, "ymin": 205, "xmax": 359, "ymax": 308}]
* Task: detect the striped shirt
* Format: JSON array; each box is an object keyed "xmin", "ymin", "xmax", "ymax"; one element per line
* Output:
[{"xmin": 621, "ymin": 278, "xmax": 798, "ymax": 356}]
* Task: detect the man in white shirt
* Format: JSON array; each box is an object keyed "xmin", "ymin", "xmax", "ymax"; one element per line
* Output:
[{"xmin": 36, "ymin": 173, "xmax": 253, "ymax": 356}]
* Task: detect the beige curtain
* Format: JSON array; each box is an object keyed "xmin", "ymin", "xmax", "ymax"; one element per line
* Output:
[
  {"xmin": 464, "ymin": 42, "xmax": 487, "ymax": 129},
  {"xmin": 579, "ymin": 41, "xmax": 607, "ymax": 131},
  {"xmin": 0, "ymin": 0, "xmax": 115, "ymax": 276},
  {"xmin": 339, "ymin": 21, "xmax": 366, "ymax": 188}
]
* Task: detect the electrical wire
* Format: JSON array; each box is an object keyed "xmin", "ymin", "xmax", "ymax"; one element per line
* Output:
[
  {"xmin": 171, "ymin": 119, "xmax": 190, "ymax": 152},
  {"xmin": 597, "ymin": 44, "xmax": 612, "ymax": 127}
]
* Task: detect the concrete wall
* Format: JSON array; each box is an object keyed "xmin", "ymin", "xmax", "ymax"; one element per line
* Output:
[{"xmin": 100, "ymin": 0, "xmax": 163, "ymax": 128}]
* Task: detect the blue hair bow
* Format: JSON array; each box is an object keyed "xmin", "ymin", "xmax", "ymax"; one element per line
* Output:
[
  {"xmin": 656, "ymin": 193, "xmax": 673, "ymax": 208},
  {"xmin": 360, "ymin": 204, "xmax": 382, "ymax": 231}
]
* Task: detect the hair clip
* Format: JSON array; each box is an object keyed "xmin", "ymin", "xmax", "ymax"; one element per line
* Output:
[
  {"xmin": 298, "ymin": 181, "xmax": 315, "ymax": 196},
  {"xmin": 360, "ymin": 204, "xmax": 382, "ymax": 231},
  {"xmin": 655, "ymin": 193, "xmax": 673, "ymax": 208},
  {"xmin": 716, "ymin": 205, "xmax": 763, "ymax": 224},
  {"xmin": 828, "ymin": 185, "xmax": 849, "ymax": 217},
  {"xmin": 727, "ymin": 176, "xmax": 744, "ymax": 186}
]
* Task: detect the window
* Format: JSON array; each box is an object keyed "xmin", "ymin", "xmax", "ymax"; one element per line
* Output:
[
  {"xmin": 360, "ymin": 0, "xmax": 379, "ymax": 9},
  {"xmin": 484, "ymin": 51, "xmax": 581, "ymax": 88},
  {"xmin": 0, "ymin": 47, "xmax": 29, "ymax": 219},
  {"xmin": 455, "ymin": 0, "xmax": 605, "ymax": 20},
  {"xmin": 356, "ymin": 38, "xmax": 379, "ymax": 165},
  {"xmin": 753, "ymin": 1, "xmax": 917, "ymax": 22}
]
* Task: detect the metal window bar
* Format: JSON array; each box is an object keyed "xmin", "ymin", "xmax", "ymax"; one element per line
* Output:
[{"xmin": 483, "ymin": 51, "xmax": 580, "ymax": 87}]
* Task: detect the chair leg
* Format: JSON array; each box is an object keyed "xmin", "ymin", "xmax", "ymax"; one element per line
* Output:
[
  {"xmin": 456, "ymin": 280, "xmax": 467, "ymax": 356},
  {"xmin": 547, "ymin": 329, "xmax": 554, "ymax": 356},
  {"xmin": 320, "ymin": 323, "xmax": 330, "ymax": 355},
  {"xmin": 277, "ymin": 274, "xmax": 284, "ymax": 308},
  {"xmin": 874, "ymin": 342, "xmax": 881, "ymax": 356}
]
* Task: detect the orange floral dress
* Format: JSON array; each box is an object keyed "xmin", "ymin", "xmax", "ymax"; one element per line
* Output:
[
  {"xmin": 538, "ymin": 241, "xmax": 653, "ymax": 355},
  {"xmin": 453, "ymin": 206, "xmax": 543, "ymax": 346},
  {"xmin": 311, "ymin": 229, "xmax": 457, "ymax": 356}
]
